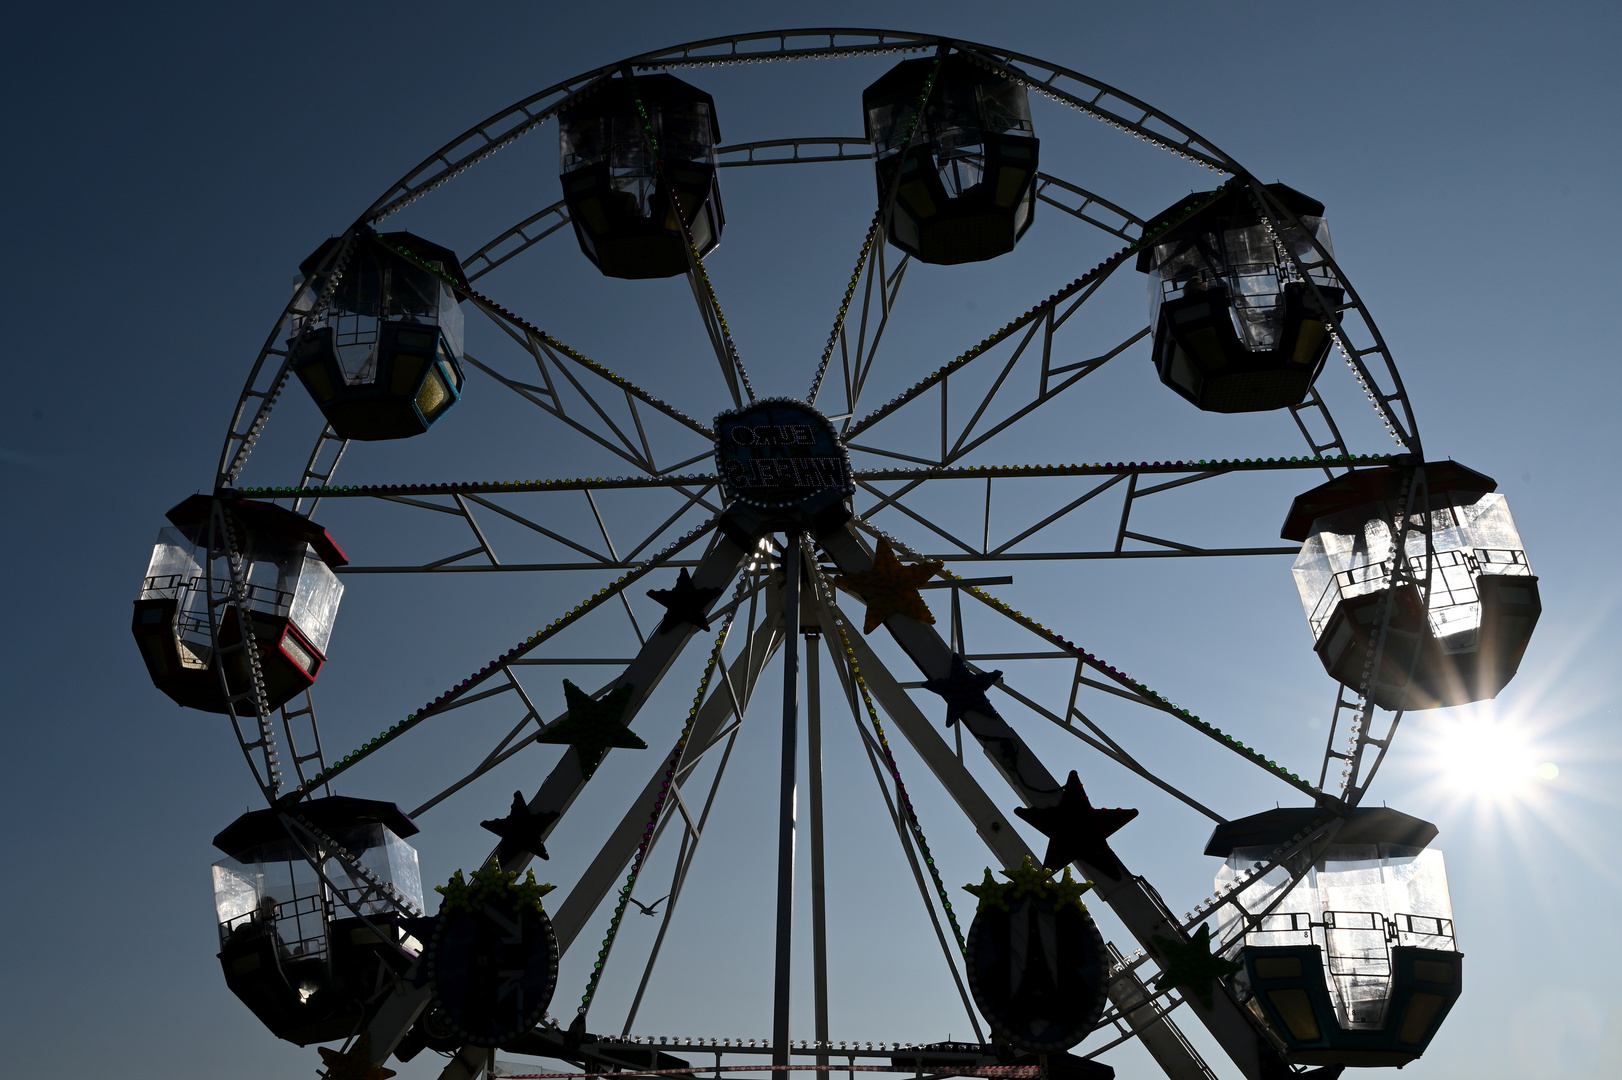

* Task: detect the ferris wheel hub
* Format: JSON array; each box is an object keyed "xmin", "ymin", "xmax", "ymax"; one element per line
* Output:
[{"xmin": 713, "ymin": 397, "xmax": 855, "ymax": 543}]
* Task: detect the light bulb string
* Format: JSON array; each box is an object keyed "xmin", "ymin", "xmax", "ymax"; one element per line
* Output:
[
  {"xmin": 841, "ymin": 183, "xmax": 1231, "ymax": 442},
  {"xmin": 624, "ymin": 72, "xmax": 756, "ymax": 404},
  {"xmin": 575, "ymin": 570, "xmax": 754, "ymax": 1020},
  {"xmin": 276, "ymin": 512, "xmax": 720, "ymax": 806},
  {"xmin": 807, "ymin": 559, "xmax": 967, "ymax": 955},
  {"xmin": 852, "ymin": 519, "xmax": 1322, "ymax": 798},
  {"xmin": 806, "ymin": 49, "xmax": 945, "ymax": 406},
  {"xmin": 496, "ymin": 1065, "xmax": 1040, "ymax": 1079}
]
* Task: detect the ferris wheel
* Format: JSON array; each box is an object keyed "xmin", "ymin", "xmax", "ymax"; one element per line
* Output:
[{"xmin": 136, "ymin": 28, "xmax": 1544, "ymax": 1080}]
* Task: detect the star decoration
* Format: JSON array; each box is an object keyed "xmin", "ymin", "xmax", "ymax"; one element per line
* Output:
[
  {"xmin": 1012, "ymin": 770, "xmax": 1139, "ymax": 881},
  {"xmin": 317, "ymin": 1035, "xmax": 396, "ymax": 1080},
  {"xmin": 834, "ymin": 539, "xmax": 940, "ymax": 632},
  {"xmin": 963, "ymin": 854, "xmax": 1095, "ymax": 915},
  {"xmin": 1151, "ymin": 924, "xmax": 1243, "ymax": 1010},
  {"xmin": 963, "ymin": 867, "xmax": 1009, "ymax": 912},
  {"xmin": 481, "ymin": 789, "xmax": 561, "ymax": 862},
  {"xmin": 647, "ymin": 568, "xmax": 724, "ymax": 633},
  {"xmin": 435, "ymin": 857, "xmax": 557, "ymax": 915},
  {"xmin": 923, "ymin": 653, "xmax": 1002, "ymax": 727},
  {"xmin": 536, "ymin": 679, "xmax": 644, "ymax": 780},
  {"xmin": 510, "ymin": 868, "xmax": 557, "ymax": 913}
]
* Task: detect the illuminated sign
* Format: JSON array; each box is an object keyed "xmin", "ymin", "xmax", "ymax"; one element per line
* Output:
[{"xmin": 714, "ymin": 399, "xmax": 853, "ymax": 512}]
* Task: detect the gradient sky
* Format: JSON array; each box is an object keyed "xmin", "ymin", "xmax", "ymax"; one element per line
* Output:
[{"xmin": 4, "ymin": 3, "xmax": 1619, "ymax": 1079}]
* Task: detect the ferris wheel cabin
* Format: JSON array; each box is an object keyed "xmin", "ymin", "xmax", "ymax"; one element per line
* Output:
[
  {"xmin": 558, "ymin": 73, "xmax": 725, "ymax": 279},
  {"xmin": 862, "ymin": 54, "xmax": 1039, "ymax": 265},
  {"xmin": 1286, "ymin": 463, "xmax": 1540, "ymax": 710},
  {"xmin": 211, "ymin": 796, "xmax": 424, "ymax": 1045},
  {"xmin": 1207, "ymin": 807, "xmax": 1461, "ymax": 1068},
  {"xmin": 289, "ymin": 230, "xmax": 468, "ymax": 441},
  {"xmin": 1137, "ymin": 182, "xmax": 1343, "ymax": 413},
  {"xmin": 131, "ymin": 495, "xmax": 345, "ymax": 713}
]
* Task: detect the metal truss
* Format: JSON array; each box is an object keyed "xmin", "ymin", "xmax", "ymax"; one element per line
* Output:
[
  {"xmin": 240, "ymin": 476, "xmax": 727, "ymax": 576},
  {"xmin": 189, "ymin": 29, "xmax": 1452, "ymax": 1080},
  {"xmin": 404, "ymin": 243, "xmax": 719, "ymax": 474},
  {"xmin": 851, "ymin": 457, "xmax": 1392, "ymax": 563},
  {"xmin": 356, "ymin": 536, "xmax": 1263, "ymax": 1080}
]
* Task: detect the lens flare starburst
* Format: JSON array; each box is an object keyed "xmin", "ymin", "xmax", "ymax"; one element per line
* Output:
[{"xmin": 1423, "ymin": 712, "xmax": 1553, "ymax": 803}]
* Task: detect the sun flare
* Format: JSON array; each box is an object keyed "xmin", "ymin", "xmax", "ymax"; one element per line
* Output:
[{"xmin": 1417, "ymin": 712, "xmax": 1557, "ymax": 803}]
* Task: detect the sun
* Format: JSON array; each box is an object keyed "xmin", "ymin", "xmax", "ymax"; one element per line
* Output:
[{"xmin": 1413, "ymin": 710, "xmax": 1558, "ymax": 805}]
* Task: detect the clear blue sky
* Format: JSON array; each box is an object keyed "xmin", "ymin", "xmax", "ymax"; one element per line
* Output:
[{"xmin": 3, "ymin": 3, "xmax": 1619, "ymax": 1078}]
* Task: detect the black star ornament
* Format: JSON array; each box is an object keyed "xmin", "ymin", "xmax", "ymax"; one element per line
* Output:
[
  {"xmin": 647, "ymin": 568, "xmax": 724, "ymax": 633},
  {"xmin": 481, "ymin": 790, "xmax": 561, "ymax": 863},
  {"xmin": 1013, "ymin": 770, "xmax": 1139, "ymax": 880},
  {"xmin": 922, "ymin": 653, "xmax": 1003, "ymax": 727},
  {"xmin": 535, "ymin": 679, "xmax": 645, "ymax": 780}
]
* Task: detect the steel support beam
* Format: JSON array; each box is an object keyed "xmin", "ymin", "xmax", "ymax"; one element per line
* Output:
[
  {"xmin": 816, "ymin": 573, "xmax": 1212, "ymax": 1078},
  {"xmin": 806, "ymin": 632, "xmax": 830, "ymax": 1071},
  {"xmin": 773, "ymin": 537, "xmax": 802, "ymax": 1069},
  {"xmin": 1105, "ymin": 945, "xmax": 1219, "ymax": 1080},
  {"xmin": 548, "ymin": 612, "xmax": 784, "ymax": 951},
  {"xmin": 363, "ymin": 534, "xmax": 752, "ymax": 1069},
  {"xmin": 819, "ymin": 523, "xmax": 1283, "ymax": 1080}
]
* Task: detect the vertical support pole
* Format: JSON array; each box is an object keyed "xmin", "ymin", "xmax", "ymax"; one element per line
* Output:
[
  {"xmin": 807, "ymin": 631, "xmax": 830, "ymax": 1070},
  {"xmin": 773, "ymin": 534, "xmax": 802, "ymax": 1070}
]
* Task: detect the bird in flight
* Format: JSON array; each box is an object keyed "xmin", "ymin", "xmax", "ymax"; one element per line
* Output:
[{"xmin": 628, "ymin": 894, "xmax": 670, "ymax": 917}]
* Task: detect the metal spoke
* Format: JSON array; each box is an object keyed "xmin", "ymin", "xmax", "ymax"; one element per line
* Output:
[
  {"xmin": 619, "ymin": 721, "xmax": 742, "ymax": 1035},
  {"xmin": 267, "ymin": 481, "xmax": 724, "ymax": 577},
  {"xmin": 548, "ymin": 612, "xmax": 784, "ymax": 953},
  {"xmin": 987, "ymin": 673, "xmax": 1225, "ymax": 823},
  {"xmin": 404, "ymin": 575, "xmax": 770, "ymax": 821},
  {"xmin": 808, "ymin": 46, "xmax": 947, "ymax": 406},
  {"xmin": 460, "ymin": 272, "xmax": 713, "ymax": 439},
  {"xmin": 852, "ymin": 457, "xmax": 1376, "ymax": 564},
  {"xmin": 852, "ymin": 518, "xmax": 1331, "ymax": 800},
  {"xmin": 279, "ymin": 515, "xmax": 729, "ymax": 803},
  {"xmin": 817, "ymin": 521, "xmax": 1299, "ymax": 1078},
  {"xmin": 836, "ymin": 644, "xmax": 984, "ymax": 1039},
  {"xmin": 843, "ymin": 268, "xmax": 1125, "ymax": 443},
  {"xmin": 844, "ymin": 185, "xmax": 1243, "ymax": 445}
]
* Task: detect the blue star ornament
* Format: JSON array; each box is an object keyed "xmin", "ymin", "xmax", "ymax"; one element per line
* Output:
[{"xmin": 923, "ymin": 654, "xmax": 1003, "ymax": 728}]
